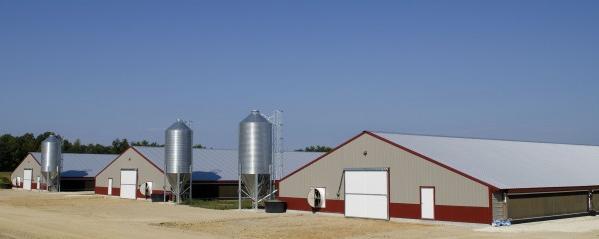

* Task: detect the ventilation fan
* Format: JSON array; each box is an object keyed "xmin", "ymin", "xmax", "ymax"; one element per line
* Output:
[
  {"xmin": 307, "ymin": 187, "xmax": 326, "ymax": 208},
  {"xmin": 139, "ymin": 182, "xmax": 153, "ymax": 196}
]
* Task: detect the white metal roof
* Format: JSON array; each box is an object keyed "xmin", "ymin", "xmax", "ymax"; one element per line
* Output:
[
  {"xmin": 133, "ymin": 146, "xmax": 323, "ymax": 181},
  {"xmin": 31, "ymin": 153, "xmax": 118, "ymax": 178},
  {"xmin": 371, "ymin": 132, "xmax": 599, "ymax": 189}
]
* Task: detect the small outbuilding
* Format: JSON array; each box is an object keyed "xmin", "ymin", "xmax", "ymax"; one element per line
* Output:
[
  {"xmin": 11, "ymin": 153, "xmax": 117, "ymax": 191},
  {"xmin": 94, "ymin": 146, "xmax": 322, "ymax": 200},
  {"xmin": 277, "ymin": 131, "xmax": 599, "ymax": 224}
]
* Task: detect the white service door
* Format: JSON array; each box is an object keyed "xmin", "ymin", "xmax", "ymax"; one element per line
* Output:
[
  {"xmin": 108, "ymin": 178, "xmax": 113, "ymax": 195},
  {"xmin": 23, "ymin": 170, "xmax": 32, "ymax": 190},
  {"xmin": 120, "ymin": 170, "xmax": 137, "ymax": 199},
  {"xmin": 36, "ymin": 176, "xmax": 40, "ymax": 190},
  {"xmin": 420, "ymin": 188, "xmax": 435, "ymax": 219},
  {"xmin": 16, "ymin": 177, "xmax": 21, "ymax": 188},
  {"xmin": 344, "ymin": 170, "xmax": 389, "ymax": 220}
]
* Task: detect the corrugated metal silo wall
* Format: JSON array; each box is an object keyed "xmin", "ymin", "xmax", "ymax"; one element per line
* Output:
[{"xmin": 507, "ymin": 191, "xmax": 589, "ymax": 220}]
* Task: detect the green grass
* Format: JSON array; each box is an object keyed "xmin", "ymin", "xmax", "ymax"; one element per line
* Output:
[
  {"xmin": 187, "ymin": 199, "xmax": 253, "ymax": 210},
  {"xmin": 0, "ymin": 172, "xmax": 11, "ymax": 184}
]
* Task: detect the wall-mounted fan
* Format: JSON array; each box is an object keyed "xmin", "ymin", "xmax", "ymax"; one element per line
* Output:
[
  {"xmin": 139, "ymin": 182, "xmax": 153, "ymax": 196},
  {"xmin": 307, "ymin": 187, "xmax": 326, "ymax": 208}
]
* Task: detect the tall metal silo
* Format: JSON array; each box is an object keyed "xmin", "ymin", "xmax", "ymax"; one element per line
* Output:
[
  {"xmin": 238, "ymin": 110, "xmax": 273, "ymax": 209},
  {"xmin": 41, "ymin": 135, "xmax": 62, "ymax": 192},
  {"xmin": 164, "ymin": 119, "xmax": 193, "ymax": 204}
]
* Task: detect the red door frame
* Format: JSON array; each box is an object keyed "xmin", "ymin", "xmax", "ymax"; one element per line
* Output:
[{"xmin": 419, "ymin": 186, "xmax": 436, "ymax": 220}]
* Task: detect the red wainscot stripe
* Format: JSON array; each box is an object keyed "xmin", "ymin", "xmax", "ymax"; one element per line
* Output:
[
  {"xmin": 390, "ymin": 203, "xmax": 491, "ymax": 223},
  {"xmin": 95, "ymin": 187, "xmax": 108, "ymax": 195},
  {"xmin": 389, "ymin": 203, "xmax": 420, "ymax": 219},
  {"xmin": 277, "ymin": 197, "xmax": 344, "ymax": 213},
  {"xmin": 95, "ymin": 187, "xmax": 121, "ymax": 196},
  {"xmin": 436, "ymin": 205, "xmax": 492, "ymax": 224},
  {"xmin": 278, "ymin": 197, "xmax": 492, "ymax": 224}
]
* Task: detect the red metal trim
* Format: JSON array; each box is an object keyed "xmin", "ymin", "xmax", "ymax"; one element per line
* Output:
[
  {"xmin": 487, "ymin": 187, "xmax": 495, "ymax": 223},
  {"xmin": 130, "ymin": 147, "xmax": 164, "ymax": 173},
  {"xmin": 387, "ymin": 168, "xmax": 391, "ymax": 220},
  {"xmin": 435, "ymin": 204, "xmax": 491, "ymax": 224},
  {"xmin": 278, "ymin": 196, "xmax": 344, "ymax": 213},
  {"xmin": 95, "ymin": 186, "xmax": 108, "ymax": 195},
  {"xmin": 280, "ymin": 131, "xmax": 499, "ymax": 190},
  {"xmin": 419, "ymin": 186, "xmax": 436, "ymax": 220},
  {"xmin": 279, "ymin": 196, "xmax": 490, "ymax": 224},
  {"xmin": 390, "ymin": 202, "xmax": 420, "ymax": 219},
  {"xmin": 506, "ymin": 185, "xmax": 599, "ymax": 194},
  {"xmin": 28, "ymin": 153, "xmax": 41, "ymax": 165},
  {"xmin": 135, "ymin": 168, "xmax": 139, "ymax": 199},
  {"xmin": 279, "ymin": 132, "xmax": 369, "ymax": 182},
  {"xmin": 365, "ymin": 131, "xmax": 499, "ymax": 190},
  {"xmin": 94, "ymin": 148, "xmax": 135, "ymax": 181}
]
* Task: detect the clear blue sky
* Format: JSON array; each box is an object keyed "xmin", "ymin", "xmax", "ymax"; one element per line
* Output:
[{"xmin": 1, "ymin": 1, "xmax": 598, "ymax": 149}]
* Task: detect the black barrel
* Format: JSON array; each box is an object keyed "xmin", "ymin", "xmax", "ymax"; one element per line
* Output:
[
  {"xmin": 151, "ymin": 194, "xmax": 165, "ymax": 202},
  {"xmin": 265, "ymin": 200, "xmax": 287, "ymax": 213}
]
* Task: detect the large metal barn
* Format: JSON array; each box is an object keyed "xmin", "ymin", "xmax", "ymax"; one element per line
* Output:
[
  {"xmin": 94, "ymin": 146, "xmax": 322, "ymax": 200},
  {"xmin": 11, "ymin": 153, "xmax": 117, "ymax": 191},
  {"xmin": 277, "ymin": 131, "xmax": 599, "ymax": 224}
]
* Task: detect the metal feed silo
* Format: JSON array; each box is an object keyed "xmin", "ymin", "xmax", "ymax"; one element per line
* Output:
[
  {"xmin": 41, "ymin": 135, "xmax": 62, "ymax": 192},
  {"xmin": 238, "ymin": 110, "xmax": 273, "ymax": 209},
  {"xmin": 164, "ymin": 120, "xmax": 193, "ymax": 204}
]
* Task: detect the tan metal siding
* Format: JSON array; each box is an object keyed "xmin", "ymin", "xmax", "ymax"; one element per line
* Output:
[
  {"xmin": 279, "ymin": 134, "xmax": 489, "ymax": 207},
  {"xmin": 10, "ymin": 154, "xmax": 42, "ymax": 185},
  {"xmin": 95, "ymin": 149, "xmax": 165, "ymax": 190},
  {"xmin": 507, "ymin": 192, "xmax": 589, "ymax": 220}
]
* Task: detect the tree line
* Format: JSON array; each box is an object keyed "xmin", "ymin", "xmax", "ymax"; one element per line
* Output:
[
  {"xmin": 0, "ymin": 132, "xmax": 328, "ymax": 172},
  {"xmin": 0, "ymin": 132, "xmax": 203, "ymax": 172},
  {"xmin": 295, "ymin": 145, "xmax": 333, "ymax": 152}
]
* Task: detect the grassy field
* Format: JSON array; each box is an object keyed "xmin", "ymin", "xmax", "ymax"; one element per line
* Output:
[{"xmin": 187, "ymin": 199, "xmax": 253, "ymax": 210}]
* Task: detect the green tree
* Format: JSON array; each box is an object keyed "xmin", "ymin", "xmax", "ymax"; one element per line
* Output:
[
  {"xmin": 131, "ymin": 140, "xmax": 163, "ymax": 147},
  {"xmin": 0, "ymin": 132, "xmax": 171, "ymax": 172},
  {"xmin": 295, "ymin": 145, "xmax": 333, "ymax": 152}
]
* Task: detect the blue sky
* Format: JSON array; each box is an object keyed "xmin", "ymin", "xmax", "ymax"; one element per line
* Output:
[{"xmin": 1, "ymin": 1, "xmax": 598, "ymax": 149}]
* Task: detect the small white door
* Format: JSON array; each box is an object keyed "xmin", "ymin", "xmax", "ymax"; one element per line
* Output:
[
  {"xmin": 23, "ymin": 170, "xmax": 32, "ymax": 190},
  {"xmin": 16, "ymin": 177, "xmax": 21, "ymax": 188},
  {"xmin": 36, "ymin": 176, "xmax": 41, "ymax": 190},
  {"xmin": 344, "ymin": 169, "xmax": 389, "ymax": 220},
  {"xmin": 120, "ymin": 170, "xmax": 137, "ymax": 199},
  {"xmin": 420, "ymin": 187, "xmax": 435, "ymax": 219},
  {"xmin": 108, "ymin": 178, "xmax": 113, "ymax": 195}
]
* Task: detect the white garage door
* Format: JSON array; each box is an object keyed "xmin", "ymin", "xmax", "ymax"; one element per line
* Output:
[
  {"xmin": 120, "ymin": 170, "xmax": 137, "ymax": 199},
  {"xmin": 344, "ymin": 169, "xmax": 389, "ymax": 220},
  {"xmin": 23, "ymin": 169, "xmax": 32, "ymax": 190}
]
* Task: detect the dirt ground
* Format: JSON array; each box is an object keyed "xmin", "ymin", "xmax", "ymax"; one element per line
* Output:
[{"xmin": 1, "ymin": 190, "xmax": 598, "ymax": 239}]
